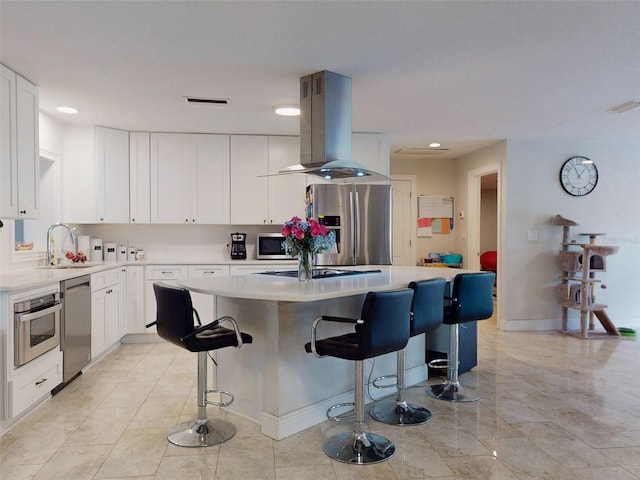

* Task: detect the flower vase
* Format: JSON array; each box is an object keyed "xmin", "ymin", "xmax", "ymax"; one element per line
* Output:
[{"xmin": 298, "ymin": 250, "xmax": 313, "ymax": 282}]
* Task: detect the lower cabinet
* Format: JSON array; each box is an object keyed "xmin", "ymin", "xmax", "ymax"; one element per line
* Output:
[
  {"xmin": 125, "ymin": 265, "xmax": 145, "ymax": 334},
  {"xmin": 144, "ymin": 264, "xmax": 230, "ymax": 334},
  {"xmin": 7, "ymin": 349, "xmax": 62, "ymax": 420},
  {"xmin": 91, "ymin": 268, "xmax": 125, "ymax": 360}
]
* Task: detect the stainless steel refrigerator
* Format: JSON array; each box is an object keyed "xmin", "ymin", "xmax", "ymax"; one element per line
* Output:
[{"xmin": 307, "ymin": 184, "xmax": 393, "ymax": 266}]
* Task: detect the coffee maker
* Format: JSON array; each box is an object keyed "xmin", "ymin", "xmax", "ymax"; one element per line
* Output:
[{"xmin": 230, "ymin": 232, "xmax": 247, "ymax": 260}]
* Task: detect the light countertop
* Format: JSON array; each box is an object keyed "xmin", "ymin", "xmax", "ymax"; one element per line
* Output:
[
  {"xmin": 0, "ymin": 258, "xmax": 297, "ymax": 292},
  {"xmin": 180, "ymin": 266, "xmax": 472, "ymax": 303}
]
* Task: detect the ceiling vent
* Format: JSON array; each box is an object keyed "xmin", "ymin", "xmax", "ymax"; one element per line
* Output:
[
  {"xmin": 183, "ymin": 96, "xmax": 230, "ymax": 106},
  {"xmin": 394, "ymin": 147, "xmax": 449, "ymax": 155}
]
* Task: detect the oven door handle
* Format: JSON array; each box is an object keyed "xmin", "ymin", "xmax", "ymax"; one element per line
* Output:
[{"xmin": 17, "ymin": 303, "xmax": 62, "ymax": 323}]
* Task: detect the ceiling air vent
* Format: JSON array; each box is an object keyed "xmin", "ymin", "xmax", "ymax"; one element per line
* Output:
[
  {"xmin": 183, "ymin": 96, "xmax": 230, "ymax": 106},
  {"xmin": 394, "ymin": 147, "xmax": 449, "ymax": 155}
]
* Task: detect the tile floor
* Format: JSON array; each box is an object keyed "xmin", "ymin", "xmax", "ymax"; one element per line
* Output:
[{"xmin": 1, "ymin": 317, "xmax": 639, "ymax": 480}]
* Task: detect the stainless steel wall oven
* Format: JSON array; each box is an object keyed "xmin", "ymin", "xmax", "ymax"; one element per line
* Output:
[{"xmin": 14, "ymin": 292, "xmax": 62, "ymax": 367}]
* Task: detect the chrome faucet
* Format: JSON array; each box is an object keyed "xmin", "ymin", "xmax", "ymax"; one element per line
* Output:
[{"xmin": 46, "ymin": 223, "xmax": 77, "ymax": 266}]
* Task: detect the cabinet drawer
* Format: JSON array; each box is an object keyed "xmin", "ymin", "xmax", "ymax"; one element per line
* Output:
[
  {"xmin": 91, "ymin": 268, "xmax": 122, "ymax": 291},
  {"xmin": 9, "ymin": 351, "xmax": 62, "ymax": 418},
  {"xmin": 145, "ymin": 265, "xmax": 187, "ymax": 280},
  {"xmin": 188, "ymin": 265, "xmax": 230, "ymax": 278}
]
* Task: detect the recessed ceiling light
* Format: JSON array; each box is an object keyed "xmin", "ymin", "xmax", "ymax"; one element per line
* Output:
[
  {"xmin": 273, "ymin": 105, "xmax": 300, "ymax": 116},
  {"xmin": 57, "ymin": 106, "xmax": 78, "ymax": 114},
  {"xmin": 429, "ymin": 142, "xmax": 441, "ymax": 148}
]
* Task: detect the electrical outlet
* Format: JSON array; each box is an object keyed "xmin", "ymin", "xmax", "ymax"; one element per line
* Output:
[{"xmin": 527, "ymin": 230, "xmax": 538, "ymax": 241}]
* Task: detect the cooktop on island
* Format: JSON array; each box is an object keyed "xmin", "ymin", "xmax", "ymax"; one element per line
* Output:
[{"xmin": 258, "ymin": 268, "xmax": 382, "ymax": 279}]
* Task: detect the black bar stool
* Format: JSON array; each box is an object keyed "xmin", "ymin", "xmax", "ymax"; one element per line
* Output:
[
  {"xmin": 149, "ymin": 282, "xmax": 253, "ymax": 447},
  {"xmin": 370, "ymin": 277, "xmax": 445, "ymax": 425},
  {"xmin": 305, "ymin": 288, "xmax": 413, "ymax": 464},
  {"xmin": 427, "ymin": 272, "xmax": 495, "ymax": 402}
]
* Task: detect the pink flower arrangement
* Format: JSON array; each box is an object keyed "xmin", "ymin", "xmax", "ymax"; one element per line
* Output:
[{"xmin": 281, "ymin": 216, "xmax": 335, "ymax": 257}]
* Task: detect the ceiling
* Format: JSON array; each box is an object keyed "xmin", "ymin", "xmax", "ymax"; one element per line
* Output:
[{"xmin": 1, "ymin": 1, "xmax": 639, "ymax": 163}]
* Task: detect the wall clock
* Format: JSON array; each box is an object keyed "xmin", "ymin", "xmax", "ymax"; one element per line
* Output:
[{"xmin": 559, "ymin": 156, "xmax": 598, "ymax": 197}]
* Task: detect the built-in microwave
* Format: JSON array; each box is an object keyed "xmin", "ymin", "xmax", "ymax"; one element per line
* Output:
[
  {"xmin": 14, "ymin": 292, "xmax": 62, "ymax": 367},
  {"xmin": 256, "ymin": 233, "xmax": 290, "ymax": 260}
]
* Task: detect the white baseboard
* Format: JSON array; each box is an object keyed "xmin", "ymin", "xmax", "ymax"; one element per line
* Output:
[{"xmin": 260, "ymin": 364, "xmax": 427, "ymax": 440}]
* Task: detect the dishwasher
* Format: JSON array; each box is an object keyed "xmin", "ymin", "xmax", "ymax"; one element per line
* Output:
[{"xmin": 59, "ymin": 275, "xmax": 91, "ymax": 385}]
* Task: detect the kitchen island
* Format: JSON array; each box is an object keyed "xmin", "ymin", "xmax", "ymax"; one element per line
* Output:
[{"xmin": 179, "ymin": 265, "xmax": 473, "ymax": 440}]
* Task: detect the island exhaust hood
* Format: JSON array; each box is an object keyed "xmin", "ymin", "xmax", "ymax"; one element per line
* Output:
[{"xmin": 278, "ymin": 71, "xmax": 388, "ymax": 182}]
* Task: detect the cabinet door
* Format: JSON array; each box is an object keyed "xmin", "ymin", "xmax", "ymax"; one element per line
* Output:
[
  {"xmin": 96, "ymin": 126, "xmax": 129, "ymax": 223},
  {"xmin": 91, "ymin": 289, "xmax": 106, "ymax": 359},
  {"xmin": 129, "ymin": 132, "xmax": 150, "ymax": 224},
  {"xmin": 63, "ymin": 126, "xmax": 97, "ymax": 223},
  {"xmin": 0, "ymin": 65, "xmax": 18, "ymax": 218},
  {"xmin": 352, "ymin": 133, "xmax": 390, "ymax": 178},
  {"xmin": 104, "ymin": 281, "xmax": 123, "ymax": 346},
  {"xmin": 125, "ymin": 266, "xmax": 145, "ymax": 334},
  {"xmin": 230, "ymin": 135, "xmax": 269, "ymax": 224},
  {"xmin": 191, "ymin": 134, "xmax": 230, "ymax": 224},
  {"xmin": 15, "ymin": 75, "xmax": 39, "ymax": 218},
  {"xmin": 150, "ymin": 133, "xmax": 191, "ymax": 223},
  {"xmin": 268, "ymin": 136, "xmax": 306, "ymax": 224}
]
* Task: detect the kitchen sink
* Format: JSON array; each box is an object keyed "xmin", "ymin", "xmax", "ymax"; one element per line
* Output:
[{"xmin": 38, "ymin": 262, "xmax": 100, "ymax": 269}]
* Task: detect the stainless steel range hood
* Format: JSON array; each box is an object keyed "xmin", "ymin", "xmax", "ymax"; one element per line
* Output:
[{"xmin": 279, "ymin": 71, "xmax": 388, "ymax": 182}]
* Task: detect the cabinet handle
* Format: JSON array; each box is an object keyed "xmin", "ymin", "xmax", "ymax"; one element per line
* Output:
[
  {"xmin": 202, "ymin": 271, "xmax": 216, "ymax": 276},
  {"xmin": 185, "ymin": 219, "xmax": 189, "ymax": 222},
  {"xmin": 131, "ymin": 218, "xmax": 135, "ymax": 222},
  {"xmin": 192, "ymin": 219, "xmax": 196, "ymax": 223},
  {"xmin": 35, "ymin": 378, "xmax": 47, "ymax": 386},
  {"xmin": 100, "ymin": 217, "xmax": 104, "ymax": 221}
]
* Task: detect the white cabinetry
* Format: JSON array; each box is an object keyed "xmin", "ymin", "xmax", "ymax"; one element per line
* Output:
[
  {"xmin": 91, "ymin": 268, "xmax": 125, "ymax": 360},
  {"xmin": 230, "ymin": 135, "xmax": 269, "ymax": 224},
  {"xmin": 144, "ymin": 264, "xmax": 230, "ymax": 333},
  {"xmin": 63, "ymin": 126, "xmax": 129, "ymax": 223},
  {"xmin": 0, "ymin": 64, "xmax": 39, "ymax": 219},
  {"xmin": 230, "ymin": 135, "xmax": 305, "ymax": 225},
  {"xmin": 125, "ymin": 265, "xmax": 145, "ymax": 334},
  {"xmin": 352, "ymin": 133, "xmax": 390, "ymax": 178},
  {"xmin": 150, "ymin": 133, "xmax": 230, "ymax": 224},
  {"xmin": 2, "ymin": 284, "xmax": 62, "ymax": 423},
  {"xmin": 129, "ymin": 132, "xmax": 150, "ymax": 224}
]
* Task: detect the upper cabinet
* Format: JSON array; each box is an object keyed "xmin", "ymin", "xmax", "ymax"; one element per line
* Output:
[
  {"xmin": 268, "ymin": 136, "xmax": 306, "ymax": 223},
  {"xmin": 63, "ymin": 126, "xmax": 129, "ymax": 223},
  {"xmin": 150, "ymin": 133, "xmax": 230, "ymax": 224},
  {"xmin": 129, "ymin": 132, "xmax": 150, "ymax": 224},
  {"xmin": 230, "ymin": 135, "xmax": 305, "ymax": 225},
  {"xmin": 0, "ymin": 65, "xmax": 39, "ymax": 219},
  {"xmin": 230, "ymin": 135, "xmax": 269, "ymax": 224},
  {"xmin": 352, "ymin": 133, "xmax": 390, "ymax": 179}
]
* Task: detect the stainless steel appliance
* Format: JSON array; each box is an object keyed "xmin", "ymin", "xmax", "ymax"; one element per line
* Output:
[
  {"xmin": 60, "ymin": 275, "xmax": 91, "ymax": 383},
  {"xmin": 307, "ymin": 183, "xmax": 393, "ymax": 266},
  {"xmin": 14, "ymin": 291, "xmax": 61, "ymax": 367},
  {"xmin": 278, "ymin": 70, "xmax": 387, "ymax": 182},
  {"xmin": 230, "ymin": 232, "xmax": 247, "ymax": 260},
  {"xmin": 256, "ymin": 233, "xmax": 289, "ymax": 260},
  {"xmin": 259, "ymin": 268, "xmax": 381, "ymax": 279}
]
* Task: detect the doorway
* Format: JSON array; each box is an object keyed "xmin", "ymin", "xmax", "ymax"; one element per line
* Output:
[
  {"xmin": 467, "ymin": 164, "xmax": 501, "ymax": 328},
  {"xmin": 391, "ymin": 175, "xmax": 416, "ymax": 265}
]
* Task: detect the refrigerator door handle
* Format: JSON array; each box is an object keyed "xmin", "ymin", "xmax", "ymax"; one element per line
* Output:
[
  {"xmin": 349, "ymin": 190, "xmax": 357, "ymax": 262},
  {"xmin": 354, "ymin": 190, "xmax": 361, "ymax": 261}
]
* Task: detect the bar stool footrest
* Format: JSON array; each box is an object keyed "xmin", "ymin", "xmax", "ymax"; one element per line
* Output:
[
  {"xmin": 371, "ymin": 374, "xmax": 398, "ymax": 389},
  {"xmin": 326, "ymin": 402, "xmax": 355, "ymax": 421},
  {"xmin": 205, "ymin": 389, "xmax": 234, "ymax": 408}
]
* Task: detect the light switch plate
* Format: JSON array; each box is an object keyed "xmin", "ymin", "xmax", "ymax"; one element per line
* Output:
[{"xmin": 527, "ymin": 230, "xmax": 538, "ymax": 241}]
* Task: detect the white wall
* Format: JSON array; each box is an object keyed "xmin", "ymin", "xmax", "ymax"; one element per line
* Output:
[
  {"xmin": 505, "ymin": 139, "xmax": 640, "ymax": 330},
  {"xmin": 480, "ymin": 186, "xmax": 497, "ymax": 253},
  {"xmin": 391, "ymin": 156, "xmax": 457, "ymax": 262}
]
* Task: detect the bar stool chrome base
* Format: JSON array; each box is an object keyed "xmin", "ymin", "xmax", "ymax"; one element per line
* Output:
[
  {"xmin": 370, "ymin": 400, "xmax": 433, "ymax": 426},
  {"xmin": 323, "ymin": 431, "xmax": 395, "ymax": 464},
  {"xmin": 427, "ymin": 379, "xmax": 480, "ymax": 403},
  {"xmin": 168, "ymin": 418, "xmax": 236, "ymax": 447}
]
